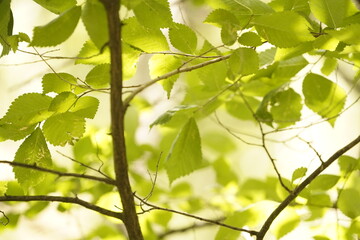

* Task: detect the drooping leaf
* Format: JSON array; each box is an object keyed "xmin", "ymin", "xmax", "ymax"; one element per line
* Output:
[
  {"xmin": 31, "ymin": 6, "xmax": 81, "ymax": 47},
  {"xmin": 43, "ymin": 112, "xmax": 85, "ymax": 146},
  {"xmin": 302, "ymin": 73, "xmax": 347, "ymax": 126},
  {"xmin": 70, "ymin": 96, "xmax": 99, "ymax": 119},
  {"xmin": 122, "ymin": 17, "xmax": 168, "ymax": 52},
  {"xmin": 292, "ymin": 167, "xmax": 307, "ymax": 182},
  {"xmin": 1, "ymin": 93, "xmax": 53, "ymax": 125},
  {"xmin": 309, "ymin": 0, "xmax": 354, "ymax": 28},
  {"xmin": 229, "ymin": 47, "xmax": 259, "ymax": 75},
  {"xmin": 165, "ymin": 118, "xmax": 205, "ymax": 183},
  {"xmin": 133, "ymin": 0, "xmax": 173, "ymax": 29},
  {"xmin": 150, "ymin": 105, "xmax": 198, "ymax": 128},
  {"xmin": 327, "ymin": 24, "xmax": 360, "ymax": 45},
  {"xmin": 75, "ymin": 40, "xmax": 110, "ymax": 65},
  {"xmin": 253, "ymin": 11, "xmax": 314, "ymax": 47},
  {"xmin": 33, "ymin": 0, "xmax": 76, "ymax": 14},
  {"xmin": 0, "ymin": 0, "xmax": 12, "ymax": 56},
  {"xmin": 42, "ymin": 72, "xmax": 82, "ymax": 94},
  {"xmin": 13, "ymin": 128, "xmax": 52, "ymax": 190},
  {"xmin": 85, "ymin": 64, "xmax": 110, "ymax": 88},
  {"xmin": 49, "ymin": 92, "xmax": 77, "ymax": 113},
  {"xmin": 308, "ymin": 174, "xmax": 340, "ymax": 191},
  {"xmin": 238, "ymin": 31, "xmax": 263, "ymax": 47},
  {"xmin": 0, "ymin": 123, "xmax": 36, "ymax": 142},
  {"xmin": 149, "ymin": 54, "xmax": 183, "ymax": 97},
  {"xmin": 82, "ymin": 0, "xmax": 108, "ymax": 49},
  {"xmin": 338, "ymin": 188, "xmax": 360, "ymax": 218},
  {"xmin": 169, "ymin": 23, "xmax": 197, "ymax": 53}
]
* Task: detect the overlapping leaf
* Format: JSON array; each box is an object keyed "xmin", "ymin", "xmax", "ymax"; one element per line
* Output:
[
  {"xmin": 133, "ymin": 0, "xmax": 173, "ymax": 29},
  {"xmin": 33, "ymin": 0, "xmax": 76, "ymax": 14},
  {"xmin": 169, "ymin": 23, "xmax": 197, "ymax": 53}
]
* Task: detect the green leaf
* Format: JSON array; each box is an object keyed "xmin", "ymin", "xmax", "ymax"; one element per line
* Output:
[
  {"xmin": 225, "ymin": 95, "xmax": 260, "ymax": 121},
  {"xmin": 309, "ymin": 0, "xmax": 352, "ymax": 28},
  {"xmin": 307, "ymin": 193, "xmax": 332, "ymax": 206},
  {"xmin": 292, "ymin": 167, "xmax": 307, "ymax": 182},
  {"xmin": 82, "ymin": 0, "xmax": 108, "ymax": 49},
  {"xmin": 13, "ymin": 128, "xmax": 52, "ymax": 190},
  {"xmin": 272, "ymin": 208, "xmax": 300, "ymax": 239},
  {"xmin": 75, "ymin": 40, "xmax": 110, "ymax": 65},
  {"xmin": 169, "ymin": 23, "xmax": 197, "ymax": 53},
  {"xmin": 49, "ymin": 92, "xmax": 77, "ymax": 113},
  {"xmin": 327, "ymin": 24, "xmax": 360, "ymax": 45},
  {"xmin": 70, "ymin": 96, "xmax": 99, "ymax": 119},
  {"xmin": 149, "ymin": 54, "xmax": 183, "ymax": 97},
  {"xmin": 338, "ymin": 188, "xmax": 360, "ymax": 218},
  {"xmin": 122, "ymin": 17, "xmax": 169, "ymax": 52},
  {"xmin": 273, "ymin": 56, "xmax": 308, "ymax": 78},
  {"xmin": 2, "ymin": 93, "xmax": 53, "ymax": 125},
  {"xmin": 253, "ymin": 11, "xmax": 314, "ymax": 47},
  {"xmin": 338, "ymin": 155, "xmax": 359, "ymax": 174},
  {"xmin": 308, "ymin": 174, "xmax": 340, "ymax": 191},
  {"xmin": 321, "ymin": 57, "xmax": 338, "ymax": 76},
  {"xmin": 150, "ymin": 105, "xmax": 198, "ymax": 128},
  {"xmin": 133, "ymin": 0, "xmax": 173, "ymax": 29},
  {"xmin": 0, "ymin": 182, "xmax": 7, "ymax": 195},
  {"xmin": 229, "ymin": 47, "xmax": 259, "ymax": 75},
  {"xmin": 165, "ymin": 118, "xmax": 205, "ymax": 183},
  {"xmin": 123, "ymin": 43, "xmax": 141, "ymax": 80},
  {"xmin": 0, "ymin": 0, "xmax": 12, "ymax": 56},
  {"xmin": 213, "ymin": 158, "xmax": 238, "ymax": 186},
  {"xmin": 195, "ymin": 60, "xmax": 228, "ymax": 90},
  {"xmin": 42, "ymin": 72, "xmax": 82, "ymax": 94},
  {"xmin": 85, "ymin": 64, "xmax": 110, "ymax": 88},
  {"xmin": 275, "ymin": 42, "xmax": 313, "ymax": 61},
  {"xmin": 238, "ymin": 31, "xmax": 263, "ymax": 47},
  {"xmin": 302, "ymin": 73, "xmax": 346, "ymax": 126},
  {"xmin": 313, "ymin": 35, "xmax": 339, "ymax": 51},
  {"xmin": 0, "ymin": 123, "xmax": 36, "ymax": 141},
  {"xmin": 31, "ymin": 6, "xmax": 81, "ymax": 47},
  {"xmin": 33, "ymin": 0, "xmax": 76, "ymax": 14},
  {"xmin": 43, "ymin": 112, "xmax": 85, "ymax": 146}
]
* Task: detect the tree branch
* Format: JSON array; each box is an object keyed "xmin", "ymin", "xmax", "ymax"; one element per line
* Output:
[
  {"xmin": 256, "ymin": 133, "xmax": 360, "ymax": 240},
  {"xmin": 123, "ymin": 55, "xmax": 230, "ymax": 109},
  {"xmin": 0, "ymin": 195, "xmax": 123, "ymax": 220},
  {"xmin": 0, "ymin": 160, "xmax": 116, "ymax": 185}
]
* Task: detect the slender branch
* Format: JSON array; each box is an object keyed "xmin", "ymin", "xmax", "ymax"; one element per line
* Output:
[
  {"xmin": 256, "ymin": 134, "xmax": 360, "ymax": 240},
  {"xmin": 123, "ymin": 55, "xmax": 230, "ymax": 109},
  {"xmin": 0, "ymin": 195, "xmax": 123, "ymax": 220},
  {"xmin": 0, "ymin": 160, "xmax": 116, "ymax": 185}
]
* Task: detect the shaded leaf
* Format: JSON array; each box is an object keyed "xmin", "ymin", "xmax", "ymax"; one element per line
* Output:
[
  {"xmin": 33, "ymin": 0, "xmax": 76, "ymax": 14},
  {"xmin": 229, "ymin": 47, "xmax": 259, "ymax": 75},
  {"xmin": 0, "ymin": 0, "xmax": 12, "ymax": 56},
  {"xmin": 85, "ymin": 64, "xmax": 110, "ymax": 88},
  {"xmin": 75, "ymin": 40, "xmax": 110, "ymax": 65},
  {"xmin": 49, "ymin": 92, "xmax": 77, "ymax": 113},
  {"xmin": 70, "ymin": 96, "xmax": 99, "ymax": 119},
  {"xmin": 308, "ymin": 174, "xmax": 339, "ymax": 191},
  {"xmin": 327, "ymin": 24, "xmax": 360, "ymax": 45},
  {"xmin": 338, "ymin": 188, "xmax": 360, "ymax": 218}
]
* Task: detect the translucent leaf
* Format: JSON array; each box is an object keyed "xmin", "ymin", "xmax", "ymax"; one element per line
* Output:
[
  {"xmin": 327, "ymin": 24, "xmax": 360, "ymax": 45},
  {"xmin": 238, "ymin": 31, "xmax": 263, "ymax": 47},
  {"xmin": 309, "ymin": 0, "xmax": 353, "ymax": 28},
  {"xmin": 269, "ymin": 0, "xmax": 310, "ymax": 14},
  {"xmin": 338, "ymin": 188, "xmax": 360, "ymax": 218},
  {"xmin": 292, "ymin": 167, "xmax": 307, "ymax": 182},
  {"xmin": 165, "ymin": 118, "xmax": 205, "ymax": 183},
  {"xmin": 2, "ymin": 93, "xmax": 53, "ymax": 125},
  {"xmin": 0, "ymin": 0, "xmax": 12, "ymax": 56},
  {"xmin": 123, "ymin": 43, "xmax": 141, "ymax": 80},
  {"xmin": 0, "ymin": 182, "xmax": 7, "ymax": 195},
  {"xmin": 196, "ymin": 60, "xmax": 228, "ymax": 90},
  {"xmin": 70, "ymin": 96, "xmax": 99, "ymax": 119},
  {"xmin": 275, "ymin": 42, "xmax": 313, "ymax": 61},
  {"xmin": 85, "ymin": 64, "xmax": 110, "ymax": 88},
  {"xmin": 302, "ymin": 73, "xmax": 346, "ymax": 126},
  {"xmin": 229, "ymin": 47, "xmax": 259, "ymax": 75},
  {"xmin": 133, "ymin": 0, "xmax": 173, "ymax": 29},
  {"xmin": 338, "ymin": 155, "xmax": 359, "ymax": 174},
  {"xmin": 149, "ymin": 54, "xmax": 183, "ymax": 97},
  {"xmin": 43, "ymin": 112, "xmax": 85, "ymax": 146},
  {"xmin": 122, "ymin": 17, "xmax": 168, "ymax": 52},
  {"xmin": 313, "ymin": 35, "xmax": 339, "ymax": 51},
  {"xmin": 253, "ymin": 11, "xmax": 314, "ymax": 47},
  {"xmin": 213, "ymin": 158, "xmax": 238, "ymax": 186},
  {"xmin": 150, "ymin": 105, "xmax": 198, "ymax": 128},
  {"xmin": 273, "ymin": 56, "xmax": 308, "ymax": 78},
  {"xmin": 308, "ymin": 174, "xmax": 340, "ymax": 191},
  {"xmin": 33, "ymin": 0, "xmax": 76, "ymax": 14},
  {"xmin": 49, "ymin": 92, "xmax": 77, "ymax": 113},
  {"xmin": 321, "ymin": 57, "xmax": 337, "ymax": 76},
  {"xmin": 13, "ymin": 128, "xmax": 52, "ymax": 190},
  {"xmin": 75, "ymin": 40, "xmax": 110, "ymax": 65},
  {"xmin": 169, "ymin": 23, "xmax": 197, "ymax": 53},
  {"xmin": 225, "ymin": 96, "xmax": 260, "ymax": 121},
  {"xmin": 42, "ymin": 72, "xmax": 83, "ymax": 94},
  {"xmin": 0, "ymin": 123, "xmax": 36, "ymax": 141},
  {"xmin": 272, "ymin": 208, "xmax": 300, "ymax": 239},
  {"xmin": 82, "ymin": 0, "xmax": 108, "ymax": 49},
  {"xmin": 31, "ymin": 6, "xmax": 81, "ymax": 47}
]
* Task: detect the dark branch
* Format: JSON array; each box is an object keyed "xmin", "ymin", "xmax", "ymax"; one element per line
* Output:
[
  {"xmin": 0, "ymin": 160, "xmax": 116, "ymax": 186},
  {"xmin": 0, "ymin": 195, "xmax": 123, "ymax": 220}
]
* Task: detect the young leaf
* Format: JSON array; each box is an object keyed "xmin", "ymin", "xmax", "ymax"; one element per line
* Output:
[
  {"xmin": 122, "ymin": 17, "xmax": 169, "ymax": 52},
  {"xmin": 75, "ymin": 40, "xmax": 110, "ymax": 65},
  {"xmin": 85, "ymin": 64, "xmax": 110, "ymax": 88},
  {"xmin": 42, "ymin": 72, "xmax": 81, "ymax": 94},
  {"xmin": 338, "ymin": 188, "xmax": 360, "ymax": 218},
  {"xmin": 70, "ymin": 96, "xmax": 99, "ymax": 119},
  {"xmin": 82, "ymin": 0, "xmax": 108, "ymax": 49},
  {"xmin": 169, "ymin": 23, "xmax": 197, "ymax": 54},
  {"xmin": 13, "ymin": 128, "xmax": 52, "ymax": 190},
  {"xmin": 253, "ymin": 11, "xmax": 314, "ymax": 47},
  {"xmin": 238, "ymin": 31, "xmax": 263, "ymax": 47},
  {"xmin": 33, "ymin": 0, "xmax": 76, "ymax": 14},
  {"xmin": 49, "ymin": 92, "xmax": 77, "ymax": 113},
  {"xmin": 165, "ymin": 118, "xmax": 205, "ymax": 183},
  {"xmin": 292, "ymin": 167, "xmax": 307, "ymax": 182},
  {"xmin": 150, "ymin": 105, "xmax": 198, "ymax": 128},
  {"xmin": 302, "ymin": 73, "xmax": 346, "ymax": 126},
  {"xmin": 229, "ymin": 47, "xmax": 259, "ymax": 75},
  {"xmin": 149, "ymin": 54, "xmax": 183, "ymax": 97},
  {"xmin": 31, "ymin": 6, "xmax": 81, "ymax": 47},
  {"xmin": 133, "ymin": 0, "xmax": 173, "ymax": 29},
  {"xmin": 43, "ymin": 112, "xmax": 85, "ymax": 146},
  {"xmin": 1, "ymin": 93, "xmax": 53, "ymax": 125},
  {"xmin": 273, "ymin": 56, "xmax": 308, "ymax": 78}
]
